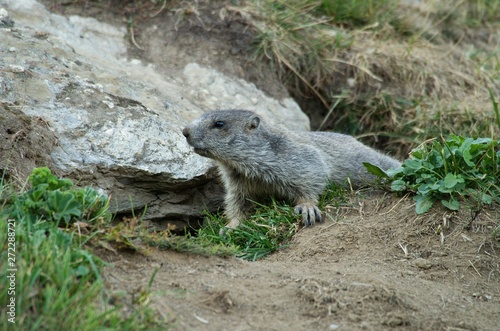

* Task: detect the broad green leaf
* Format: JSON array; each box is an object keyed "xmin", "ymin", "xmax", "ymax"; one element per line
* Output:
[
  {"xmin": 391, "ymin": 179, "xmax": 407, "ymax": 191},
  {"xmin": 28, "ymin": 185, "xmax": 48, "ymax": 202},
  {"xmin": 386, "ymin": 167, "xmax": 402, "ymax": 177},
  {"xmin": 403, "ymin": 159, "xmax": 423, "ymax": 171},
  {"xmin": 458, "ymin": 138, "xmax": 475, "ymax": 167},
  {"xmin": 47, "ymin": 190, "xmax": 82, "ymax": 223},
  {"xmin": 447, "ymin": 134, "xmax": 463, "ymax": 145},
  {"xmin": 363, "ymin": 162, "xmax": 389, "ymax": 178},
  {"xmin": 441, "ymin": 198, "xmax": 459, "ymax": 210},
  {"xmin": 410, "ymin": 148, "xmax": 424, "ymax": 159},
  {"xmin": 414, "ymin": 194, "xmax": 434, "ymax": 214},
  {"xmin": 481, "ymin": 193, "xmax": 493, "ymax": 204},
  {"xmin": 443, "ymin": 173, "xmax": 464, "ymax": 188},
  {"xmin": 417, "ymin": 183, "xmax": 432, "ymax": 194},
  {"xmin": 427, "ymin": 150, "xmax": 443, "ymax": 168},
  {"xmin": 29, "ymin": 166, "xmax": 73, "ymax": 191}
]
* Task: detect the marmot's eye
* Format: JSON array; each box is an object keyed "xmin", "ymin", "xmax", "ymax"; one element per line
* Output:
[{"xmin": 214, "ymin": 121, "xmax": 225, "ymax": 128}]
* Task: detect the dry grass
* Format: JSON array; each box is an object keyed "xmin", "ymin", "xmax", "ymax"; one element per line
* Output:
[{"xmin": 243, "ymin": 0, "xmax": 500, "ymax": 155}]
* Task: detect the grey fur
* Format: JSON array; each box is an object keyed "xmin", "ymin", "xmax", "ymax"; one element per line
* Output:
[{"xmin": 182, "ymin": 109, "xmax": 401, "ymax": 230}]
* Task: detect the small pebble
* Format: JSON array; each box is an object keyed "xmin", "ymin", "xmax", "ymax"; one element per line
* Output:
[
  {"xmin": 413, "ymin": 258, "xmax": 432, "ymax": 270},
  {"xmin": 328, "ymin": 323, "xmax": 340, "ymax": 330}
]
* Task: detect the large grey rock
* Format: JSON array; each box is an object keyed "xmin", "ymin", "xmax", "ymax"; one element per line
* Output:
[{"xmin": 1, "ymin": 0, "xmax": 308, "ymax": 226}]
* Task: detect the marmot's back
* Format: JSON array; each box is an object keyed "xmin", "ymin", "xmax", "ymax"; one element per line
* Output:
[{"xmin": 303, "ymin": 131, "xmax": 402, "ymax": 185}]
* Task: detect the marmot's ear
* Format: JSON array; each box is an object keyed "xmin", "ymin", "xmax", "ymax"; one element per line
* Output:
[{"xmin": 248, "ymin": 116, "xmax": 260, "ymax": 130}]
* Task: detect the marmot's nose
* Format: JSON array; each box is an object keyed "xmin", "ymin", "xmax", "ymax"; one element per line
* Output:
[{"xmin": 182, "ymin": 127, "xmax": 190, "ymax": 139}]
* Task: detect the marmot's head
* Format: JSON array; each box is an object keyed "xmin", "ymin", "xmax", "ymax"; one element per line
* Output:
[{"xmin": 182, "ymin": 109, "xmax": 264, "ymax": 162}]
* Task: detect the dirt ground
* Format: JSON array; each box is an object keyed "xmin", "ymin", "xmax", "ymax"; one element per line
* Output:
[
  {"xmin": 101, "ymin": 192, "xmax": 499, "ymax": 331},
  {"xmin": 0, "ymin": 103, "xmax": 59, "ymax": 184},
  {"xmin": 6, "ymin": 1, "xmax": 499, "ymax": 330}
]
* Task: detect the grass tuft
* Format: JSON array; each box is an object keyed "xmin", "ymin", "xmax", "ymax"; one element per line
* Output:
[
  {"xmin": 144, "ymin": 231, "xmax": 239, "ymax": 258},
  {"xmin": 0, "ymin": 168, "xmax": 168, "ymax": 330},
  {"xmin": 317, "ymin": 0, "xmax": 398, "ymax": 27},
  {"xmin": 150, "ymin": 185, "xmax": 351, "ymax": 261},
  {"xmin": 198, "ymin": 200, "xmax": 300, "ymax": 261}
]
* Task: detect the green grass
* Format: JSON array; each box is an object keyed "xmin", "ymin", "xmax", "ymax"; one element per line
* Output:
[
  {"xmin": 155, "ymin": 200, "xmax": 300, "ymax": 261},
  {"xmin": 317, "ymin": 0, "xmax": 398, "ymax": 26},
  {"xmin": 438, "ymin": 0, "xmax": 500, "ymax": 27},
  {"xmin": 319, "ymin": 181, "xmax": 350, "ymax": 209},
  {"xmin": 199, "ymin": 201, "xmax": 300, "ymax": 261},
  {"xmin": 149, "ymin": 182, "xmax": 351, "ymax": 261},
  {"xmin": 0, "ymin": 168, "xmax": 166, "ymax": 330},
  {"xmin": 144, "ymin": 230, "xmax": 239, "ymax": 258}
]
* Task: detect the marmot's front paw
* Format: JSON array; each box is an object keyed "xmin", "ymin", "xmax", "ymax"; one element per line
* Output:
[
  {"xmin": 219, "ymin": 219, "xmax": 240, "ymax": 236},
  {"xmin": 294, "ymin": 203, "xmax": 322, "ymax": 226},
  {"xmin": 219, "ymin": 227, "xmax": 232, "ymax": 236}
]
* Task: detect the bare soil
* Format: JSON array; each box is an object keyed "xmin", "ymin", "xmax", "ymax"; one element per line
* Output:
[
  {"xmin": 101, "ymin": 193, "xmax": 499, "ymax": 331},
  {"xmin": 0, "ymin": 103, "xmax": 59, "ymax": 184},
  {"xmin": 12, "ymin": 1, "xmax": 500, "ymax": 330}
]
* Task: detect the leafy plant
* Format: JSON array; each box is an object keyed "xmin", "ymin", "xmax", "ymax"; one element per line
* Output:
[
  {"xmin": 3, "ymin": 167, "xmax": 110, "ymax": 226},
  {"xmin": 0, "ymin": 168, "xmax": 166, "ymax": 330},
  {"xmin": 368, "ymin": 135, "xmax": 500, "ymax": 214}
]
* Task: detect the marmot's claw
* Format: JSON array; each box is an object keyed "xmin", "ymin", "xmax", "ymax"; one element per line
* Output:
[
  {"xmin": 219, "ymin": 226, "xmax": 236, "ymax": 236},
  {"xmin": 219, "ymin": 219, "xmax": 240, "ymax": 236},
  {"xmin": 294, "ymin": 203, "xmax": 322, "ymax": 226},
  {"xmin": 219, "ymin": 227, "xmax": 231, "ymax": 236}
]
